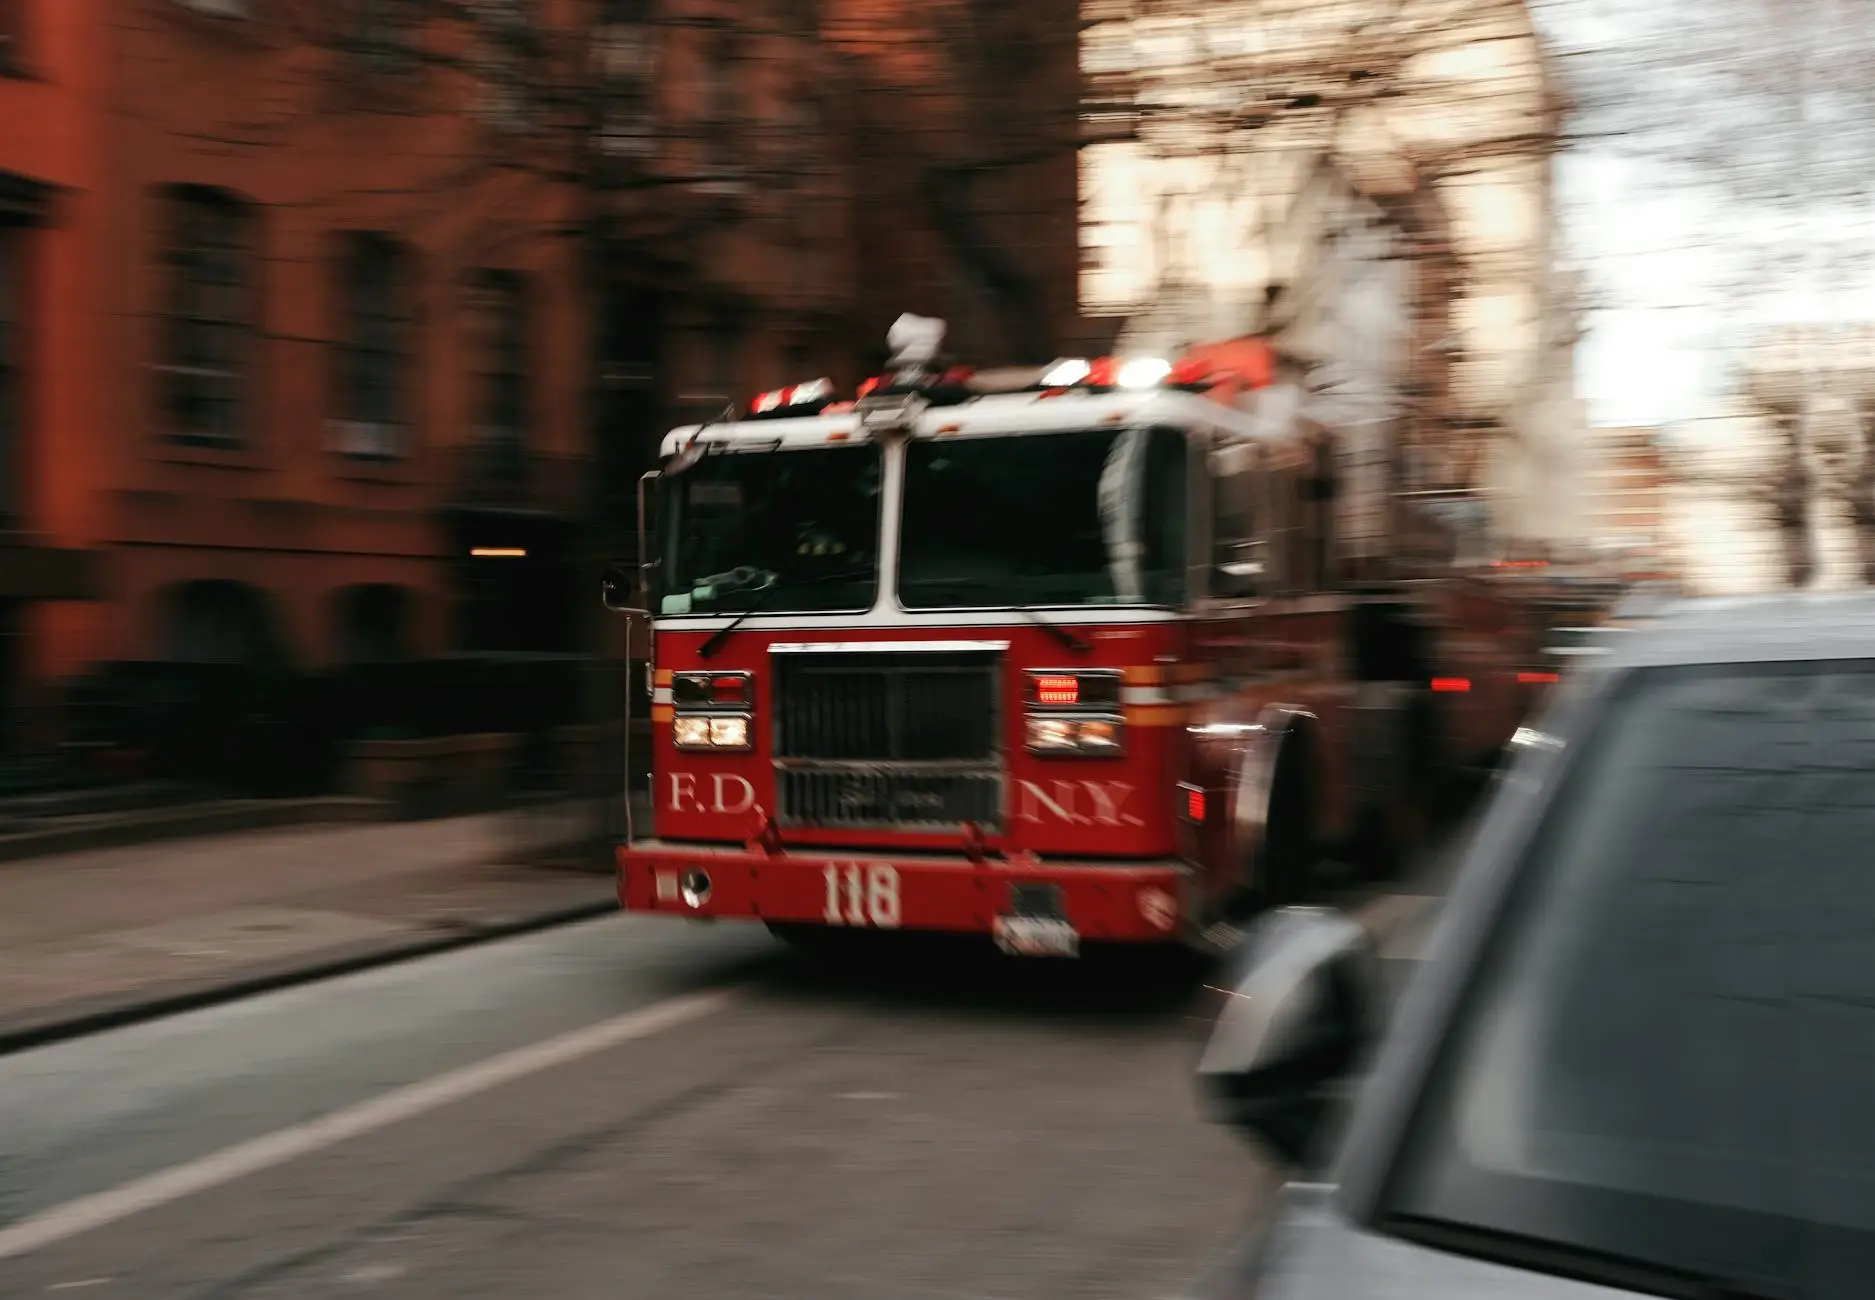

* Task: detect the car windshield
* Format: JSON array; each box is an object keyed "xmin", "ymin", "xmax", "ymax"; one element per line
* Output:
[
  {"xmin": 1384, "ymin": 661, "xmax": 1875, "ymax": 1298},
  {"xmin": 897, "ymin": 426, "xmax": 1187, "ymax": 610},
  {"xmin": 660, "ymin": 444, "xmax": 882, "ymax": 614}
]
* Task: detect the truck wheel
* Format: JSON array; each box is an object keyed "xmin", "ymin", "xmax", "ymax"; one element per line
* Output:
[
  {"xmin": 765, "ymin": 922, "xmax": 858, "ymax": 956},
  {"xmin": 1405, "ymin": 691, "xmax": 1454, "ymax": 825},
  {"xmin": 1247, "ymin": 738, "xmax": 1315, "ymax": 912}
]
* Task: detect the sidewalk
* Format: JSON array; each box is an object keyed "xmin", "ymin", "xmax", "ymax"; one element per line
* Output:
[{"xmin": 0, "ymin": 809, "xmax": 625, "ymax": 1052}]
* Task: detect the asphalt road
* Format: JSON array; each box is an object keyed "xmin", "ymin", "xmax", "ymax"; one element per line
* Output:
[{"xmin": 0, "ymin": 913, "xmax": 1310, "ymax": 1300}]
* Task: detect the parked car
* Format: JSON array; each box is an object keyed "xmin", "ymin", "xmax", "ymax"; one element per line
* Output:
[{"xmin": 1192, "ymin": 590, "xmax": 1875, "ymax": 1300}]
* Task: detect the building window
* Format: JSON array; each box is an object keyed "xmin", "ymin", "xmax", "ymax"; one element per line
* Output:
[
  {"xmin": 332, "ymin": 232, "xmax": 410, "ymax": 459},
  {"xmin": 705, "ymin": 322, "xmax": 739, "ymax": 403},
  {"xmin": 699, "ymin": 35, "xmax": 741, "ymax": 174},
  {"xmin": 166, "ymin": 580, "xmax": 280, "ymax": 667},
  {"xmin": 0, "ymin": 0, "xmax": 23, "ymax": 71},
  {"xmin": 0, "ymin": 226, "xmax": 16, "ymax": 520},
  {"xmin": 599, "ymin": 3, "xmax": 657, "ymax": 160},
  {"xmin": 158, "ymin": 187, "xmax": 254, "ymax": 447},
  {"xmin": 469, "ymin": 270, "xmax": 528, "ymax": 468},
  {"xmin": 784, "ymin": 342, "xmax": 814, "ymax": 383}
]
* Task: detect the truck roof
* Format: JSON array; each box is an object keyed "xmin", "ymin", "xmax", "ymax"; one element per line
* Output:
[{"xmin": 657, "ymin": 386, "xmax": 1286, "ymax": 460}]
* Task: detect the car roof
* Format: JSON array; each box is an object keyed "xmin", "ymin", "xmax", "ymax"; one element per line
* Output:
[{"xmin": 1600, "ymin": 588, "xmax": 1875, "ymax": 670}]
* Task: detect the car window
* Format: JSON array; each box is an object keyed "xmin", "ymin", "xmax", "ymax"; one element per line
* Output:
[{"xmin": 1383, "ymin": 662, "xmax": 1875, "ymax": 1297}]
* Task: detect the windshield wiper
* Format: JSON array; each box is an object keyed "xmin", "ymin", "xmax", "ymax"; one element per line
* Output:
[
  {"xmin": 1018, "ymin": 606, "xmax": 1090, "ymax": 655},
  {"xmin": 697, "ymin": 567, "xmax": 874, "ymax": 660},
  {"xmin": 1380, "ymin": 1213, "xmax": 1797, "ymax": 1300}
]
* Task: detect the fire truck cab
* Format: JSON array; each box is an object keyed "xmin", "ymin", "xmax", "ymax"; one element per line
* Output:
[{"xmin": 611, "ymin": 319, "xmax": 1538, "ymax": 956}]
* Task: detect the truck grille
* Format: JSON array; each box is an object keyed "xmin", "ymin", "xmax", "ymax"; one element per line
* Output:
[{"xmin": 773, "ymin": 649, "xmax": 1002, "ymax": 831}]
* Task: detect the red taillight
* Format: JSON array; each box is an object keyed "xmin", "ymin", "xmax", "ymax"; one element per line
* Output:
[
  {"xmin": 1431, "ymin": 677, "xmax": 1471, "ymax": 693},
  {"xmin": 1184, "ymin": 786, "xmax": 1206, "ymax": 823},
  {"xmin": 1517, "ymin": 671, "xmax": 1560, "ymax": 685},
  {"xmin": 1033, "ymin": 674, "xmax": 1079, "ymax": 706}
]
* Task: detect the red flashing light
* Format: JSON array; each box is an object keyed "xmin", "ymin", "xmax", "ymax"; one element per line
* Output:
[
  {"xmin": 1186, "ymin": 786, "xmax": 1206, "ymax": 823},
  {"xmin": 710, "ymin": 675, "xmax": 750, "ymax": 705},
  {"xmin": 856, "ymin": 376, "xmax": 881, "ymax": 400},
  {"xmin": 1517, "ymin": 671, "xmax": 1561, "ymax": 686},
  {"xmin": 1086, "ymin": 357, "xmax": 1119, "ymax": 388},
  {"xmin": 1431, "ymin": 677, "xmax": 1472, "ymax": 694},
  {"xmin": 1033, "ymin": 674, "xmax": 1079, "ymax": 706},
  {"xmin": 1169, "ymin": 357, "xmax": 1215, "ymax": 387}
]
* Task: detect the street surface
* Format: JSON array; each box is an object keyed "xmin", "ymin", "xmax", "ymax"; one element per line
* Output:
[{"xmin": 0, "ymin": 870, "xmax": 1447, "ymax": 1298}]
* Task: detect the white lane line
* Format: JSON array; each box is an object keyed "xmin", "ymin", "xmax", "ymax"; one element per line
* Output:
[{"xmin": 0, "ymin": 987, "xmax": 736, "ymax": 1261}]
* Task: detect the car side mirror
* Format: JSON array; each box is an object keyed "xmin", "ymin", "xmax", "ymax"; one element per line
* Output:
[
  {"xmin": 1196, "ymin": 906, "xmax": 1380, "ymax": 1167},
  {"xmin": 601, "ymin": 568, "xmax": 636, "ymax": 612}
]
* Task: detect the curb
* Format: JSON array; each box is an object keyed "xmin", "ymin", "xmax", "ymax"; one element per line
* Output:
[
  {"xmin": 0, "ymin": 896, "xmax": 619, "ymax": 1057},
  {"xmin": 0, "ymin": 797, "xmax": 388, "ymax": 866}
]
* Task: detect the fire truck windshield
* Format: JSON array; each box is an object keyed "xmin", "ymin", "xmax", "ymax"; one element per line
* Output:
[
  {"xmin": 660, "ymin": 444, "xmax": 883, "ymax": 614},
  {"xmin": 899, "ymin": 425, "xmax": 1188, "ymax": 610}
]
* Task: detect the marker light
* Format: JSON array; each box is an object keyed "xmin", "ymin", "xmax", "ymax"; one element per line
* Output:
[
  {"xmin": 1117, "ymin": 357, "xmax": 1172, "ymax": 389},
  {"xmin": 1042, "ymin": 358, "xmax": 1092, "ymax": 388},
  {"xmin": 711, "ymin": 674, "xmax": 752, "ymax": 705},
  {"xmin": 1517, "ymin": 671, "xmax": 1561, "ymax": 685},
  {"xmin": 1033, "ymin": 674, "xmax": 1079, "ymax": 706},
  {"xmin": 1431, "ymin": 677, "xmax": 1472, "ymax": 693}
]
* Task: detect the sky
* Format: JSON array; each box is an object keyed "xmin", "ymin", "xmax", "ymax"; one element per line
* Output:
[{"xmin": 1538, "ymin": 0, "xmax": 1875, "ymax": 431}]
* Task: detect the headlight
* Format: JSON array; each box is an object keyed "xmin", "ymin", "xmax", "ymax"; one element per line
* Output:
[
  {"xmin": 1025, "ymin": 715, "xmax": 1125, "ymax": 756},
  {"xmin": 1026, "ymin": 716, "xmax": 1079, "ymax": 753},
  {"xmin": 709, "ymin": 715, "xmax": 751, "ymax": 750},
  {"xmin": 674, "ymin": 713, "xmax": 752, "ymax": 751}
]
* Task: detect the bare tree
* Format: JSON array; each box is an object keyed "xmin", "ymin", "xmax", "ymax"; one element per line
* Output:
[{"xmin": 1548, "ymin": 0, "xmax": 1875, "ymax": 588}]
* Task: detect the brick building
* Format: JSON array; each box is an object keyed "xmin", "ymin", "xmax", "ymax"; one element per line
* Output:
[
  {"xmin": 593, "ymin": 0, "xmax": 856, "ymax": 426},
  {"xmin": 825, "ymin": 0, "xmax": 1093, "ymax": 367},
  {"xmin": 0, "ymin": 0, "xmax": 1045, "ymax": 770},
  {"xmin": 0, "ymin": 0, "xmax": 597, "ymax": 755}
]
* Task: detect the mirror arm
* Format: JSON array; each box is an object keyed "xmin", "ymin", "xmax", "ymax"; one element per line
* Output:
[{"xmin": 636, "ymin": 469, "xmax": 660, "ymax": 608}]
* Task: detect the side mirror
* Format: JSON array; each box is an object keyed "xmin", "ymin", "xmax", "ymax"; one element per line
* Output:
[
  {"xmin": 1196, "ymin": 906, "xmax": 1380, "ymax": 1167},
  {"xmin": 601, "ymin": 568, "xmax": 635, "ymax": 612}
]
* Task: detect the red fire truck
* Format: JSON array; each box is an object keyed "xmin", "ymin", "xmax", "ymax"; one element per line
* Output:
[{"xmin": 607, "ymin": 317, "xmax": 1543, "ymax": 956}]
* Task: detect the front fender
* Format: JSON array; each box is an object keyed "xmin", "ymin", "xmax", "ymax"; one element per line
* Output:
[{"xmin": 1182, "ymin": 704, "xmax": 1321, "ymax": 913}]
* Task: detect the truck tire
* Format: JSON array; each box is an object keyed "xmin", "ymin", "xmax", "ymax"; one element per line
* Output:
[
  {"xmin": 1404, "ymin": 689, "xmax": 1449, "ymax": 823},
  {"xmin": 1239, "ymin": 730, "xmax": 1316, "ymax": 916},
  {"xmin": 765, "ymin": 922, "xmax": 861, "ymax": 956}
]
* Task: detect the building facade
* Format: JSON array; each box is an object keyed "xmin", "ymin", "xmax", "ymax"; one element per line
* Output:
[{"xmin": 1080, "ymin": 0, "xmax": 1572, "ymax": 555}]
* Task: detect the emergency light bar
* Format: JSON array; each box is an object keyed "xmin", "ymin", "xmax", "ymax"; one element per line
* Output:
[{"xmin": 746, "ymin": 377, "xmax": 835, "ymax": 421}]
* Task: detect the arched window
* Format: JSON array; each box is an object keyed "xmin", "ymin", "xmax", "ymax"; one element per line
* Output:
[
  {"xmin": 335, "ymin": 584, "xmax": 411, "ymax": 664},
  {"xmin": 166, "ymin": 580, "xmax": 280, "ymax": 666}
]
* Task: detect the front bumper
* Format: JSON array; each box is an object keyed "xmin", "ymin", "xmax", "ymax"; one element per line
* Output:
[{"xmin": 617, "ymin": 839, "xmax": 1191, "ymax": 944}]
